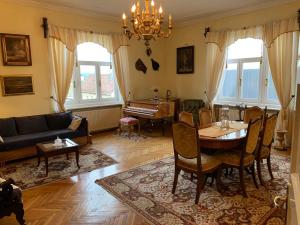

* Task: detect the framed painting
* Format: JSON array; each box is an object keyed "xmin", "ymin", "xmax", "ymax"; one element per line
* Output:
[
  {"xmin": 1, "ymin": 75, "xmax": 34, "ymax": 96},
  {"xmin": 0, "ymin": 33, "xmax": 32, "ymax": 66},
  {"xmin": 176, "ymin": 46, "xmax": 194, "ymax": 74}
]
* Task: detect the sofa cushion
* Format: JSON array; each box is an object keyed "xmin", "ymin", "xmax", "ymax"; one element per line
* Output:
[
  {"xmin": 0, "ymin": 129, "xmax": 84, "ymax": 152},
  {"xmin": 15, "ymin": 115, "xmax": 49, "ymax": 135},
  {"xmin": 0, "ymin": 118, "xmax": 18, "ymax": 137},
  {"xmin": 45, "ymin": 112, "xmax": 73, "ymax": 130}
]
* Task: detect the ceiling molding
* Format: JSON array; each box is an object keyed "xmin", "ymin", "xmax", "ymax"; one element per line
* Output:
[
  {"xmin": 1, "ymin": 0, "xmax": 120, "ymax": 23},
  {"xmin": 175, "ymin": 0, "xmax": 297, "ymax": 27}
]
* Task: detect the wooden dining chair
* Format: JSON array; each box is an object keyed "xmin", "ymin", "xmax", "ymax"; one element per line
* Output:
[
  {"xmin": 215, "ymin": 117, "xmax": 262, "ymax": 197},
  {"xmin": 243, "ymin": 106, "xmax": 266, "ymax": 124},
  {"xmin": 256, "ymin": 113, "xmax": 278, "ymax": 186},
  {"xmin": 179, "ymin": 111, "xmax": 194, "ymax": 127},
  {"xmin": 172, "ymin": 122, "xmax": 222, "ymax": 204},
  {"xmin": 199, "ymin": 108, "xmax": 213, "ymax": 127}
]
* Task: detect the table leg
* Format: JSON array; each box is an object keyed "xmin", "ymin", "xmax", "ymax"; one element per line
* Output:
[
  {"xmin": 45, "ymin": 157, "xmax": 48, "ymax": 176},
  {"xmin": 76, "ymin": 150, "xmax": 80, "ymax": 169}
]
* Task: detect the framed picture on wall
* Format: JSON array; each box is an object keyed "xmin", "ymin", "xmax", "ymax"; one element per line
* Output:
[
  {"xmin": 176, "ymin": 46, "xmax": 194, "ymax": 74},
  {"xmin": 1, "ymin": 75, "xmax": 34, "ymax": 96},
  {"xmin": 0, "ymin": 33, "xmax": 32, "ymax": 66}
]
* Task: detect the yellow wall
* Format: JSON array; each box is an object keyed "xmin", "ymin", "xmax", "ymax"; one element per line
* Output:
[
  {"xmin": 164, "ymin": 1, "xmax": 300, "ymax": 100},
  {"xmin": 0, "ymin": 1, "xmax": 168, "ymax": 117},
  {"xmin": 0, "ymin": 1, "xmax": 300, "ymax": 118}
]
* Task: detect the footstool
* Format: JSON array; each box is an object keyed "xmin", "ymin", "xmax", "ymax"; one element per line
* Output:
[{"xmin": 119, "ymin": 117, "xmax": 140, "ymax": 138}]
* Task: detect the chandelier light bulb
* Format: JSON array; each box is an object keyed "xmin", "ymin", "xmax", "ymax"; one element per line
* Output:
[
  {"xmin": 131, "ymin": 4, "xmax": 136, "ymax": 13},
  {"xmin": 122, "ymin": 13, "xmax": 126, "ymax": 20},
  {"xmin": 151, "ymin": 0, "xmax": 155, "ymax": 7},
  {"xmin": 159, "ymin": 6, "xmax": 163, "ymax": 14}
]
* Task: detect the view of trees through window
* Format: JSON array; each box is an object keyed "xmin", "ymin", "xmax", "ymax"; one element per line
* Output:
[
  {"xmin": 66, "ymin": 42, "xmax": 119, "ymax": 108},
  {"xmin": 217, "ymin": 38, "xmax": 279, "ymax": 107}
]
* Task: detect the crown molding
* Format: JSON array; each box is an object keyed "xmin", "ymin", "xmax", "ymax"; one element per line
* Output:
[
  {"xmin": 175, "ymin": 0, "xmax": 298, "ymax": 28},
  {"xmin": 0, "ymin": 0, "xmax": 120, "ymax": 23}
]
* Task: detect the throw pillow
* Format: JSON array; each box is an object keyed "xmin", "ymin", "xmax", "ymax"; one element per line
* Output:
[
  {"xmin": 0, "ymin": 136, "xmax": 3, "ymax": 143},
  {"xmin": 68, "ymin": 117, "xmax": 82, "ymax": 131}
]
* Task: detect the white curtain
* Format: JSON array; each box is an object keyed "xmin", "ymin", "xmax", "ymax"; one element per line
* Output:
[
  {"xmin": 48, "ymin": 25, "xmax": 77, "ymax": 112},
  {"xmin": 204, "ymin": 26, "xmax": 263, "ymax": 106},
  {"xmin": 48, "ymin": 25, "xmax": 129, "ymax": 111},
  {"xmin": 264, "ymin": 18, "xmax": 299, "ymax": 144}
]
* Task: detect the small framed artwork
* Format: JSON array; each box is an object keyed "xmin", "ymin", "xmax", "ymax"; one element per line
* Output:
[
  {"xmin": 0, "ymin": 33, "xmax": 32, "ymax": 66},
  {"xmin": 177, "ymin": 46, "xmax": 194, "ymax": 74},
  {"xmin": 1, "ymin": 75, "xmax": 34, "ymax": 96}
]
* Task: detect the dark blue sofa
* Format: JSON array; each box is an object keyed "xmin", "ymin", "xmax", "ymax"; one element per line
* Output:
[{"xmin": 0, "ymin": 112, "xmax": 90, "ymax": 163}]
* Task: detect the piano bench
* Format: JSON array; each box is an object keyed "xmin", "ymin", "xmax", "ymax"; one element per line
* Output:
[{"xmin": 119, "ymin": 117, "xmax": 141, "ymax": 138}]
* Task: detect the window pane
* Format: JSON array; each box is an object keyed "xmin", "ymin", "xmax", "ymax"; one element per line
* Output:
[
  {"xmin": 267, "ymin": 74, "xmax": 279, "ymax": 101},
  {"xmin": 221, "ymin": 63, "xmax": 238, "ymax": 98},
  {"xmin": 80, "ymin": 65, "xmax": 97, "ymax": 100},
  {"xmin": 77, "ymin": 42, "xmax": 111, "ymax": 62},
  {"xmin": 66, "ymin": 80, "xmax": 74, "ymax": 101},
  {"xmin": 228, "ymin": 38, "xmax": 263, "ymax": 59},
  {"xmin": 241, "ymin": 62, "xmax": 260, "ymax": 99},
  {"xmin": 100, "ymin": 66, "xmax": 115, "ymax": 99}
]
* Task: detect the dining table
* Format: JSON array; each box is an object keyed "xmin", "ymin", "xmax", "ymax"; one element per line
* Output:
[{"xmin": 198, "ymin": 121, "xmax": 248, "ymax": 150}]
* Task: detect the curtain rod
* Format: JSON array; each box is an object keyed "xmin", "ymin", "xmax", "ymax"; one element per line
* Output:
[{"xmin": 204, "ymin": 8, "xmax": 300, "ymax": 37}]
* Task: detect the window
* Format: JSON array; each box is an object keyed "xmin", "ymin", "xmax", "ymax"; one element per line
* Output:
[
  {"xmin": 217, "ymin": 38, "xmax": 279, "ymax": 108},
  {"xmin": 66, "ymin": 42, "xmax": 121, "ymax": 108}
]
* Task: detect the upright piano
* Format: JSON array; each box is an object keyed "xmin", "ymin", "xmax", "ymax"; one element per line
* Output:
[{"xmin": 123, "ymin": 99, "xmax": 176, "ymax": 120}]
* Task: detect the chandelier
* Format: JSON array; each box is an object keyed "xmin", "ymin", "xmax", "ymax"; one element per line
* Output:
[{"xmin": 122, "ymin": 0, "xmax": 172, "ymax": 55}]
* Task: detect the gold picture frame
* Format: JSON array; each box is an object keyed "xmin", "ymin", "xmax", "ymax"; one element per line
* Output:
[
  {"xmin": 0, "ymin": 33, "xmax": 32, "ymax": 66},
  {"xmin": 1, "ymin": 75, "xmax": 34, "ymax": 96}
]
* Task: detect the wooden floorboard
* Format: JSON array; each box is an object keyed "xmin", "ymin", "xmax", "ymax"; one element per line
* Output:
[{"xmin": 1, "ymin": 130, "xmax": 173, "ymax": 225}]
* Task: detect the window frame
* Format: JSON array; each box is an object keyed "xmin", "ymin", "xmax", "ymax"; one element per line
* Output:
[
  {"xmin": 216, "ymin": 39, "xmax": 280, "ymax": 109},
  {"xmin": 65, "ymin": 44, "xmax": 122, "ymax": 110}
]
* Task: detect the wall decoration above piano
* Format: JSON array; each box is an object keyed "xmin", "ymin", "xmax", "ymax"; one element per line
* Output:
[
  {"xmin": 0, "ymin": 33, "xmax": 32, "ymax": 66},
  {"xmin": 1, "ymin": 75, "xmax": 34, "ymax": 96},
  {"xmin": 151, "ymin": 58, "xmax": 160, "ymax": 71},
  {"xmin": 176, "ymin": 46, "xmax": 194, "ymax": 74},
  {"xmin": 135, "ymin": 58, "xmax": 147, "ymax": 74}
]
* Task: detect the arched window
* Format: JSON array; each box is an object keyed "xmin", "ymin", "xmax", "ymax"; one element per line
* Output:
[
  {"xmin": 66, "ymin": 42, "xmax": 120, "ymax": 108},
  {"xmin": 217, "ymin": 38, "xmax": 279, "ymax": 107}
]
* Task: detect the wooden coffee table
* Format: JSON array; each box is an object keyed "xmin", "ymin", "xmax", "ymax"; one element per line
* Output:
[{"xmin": 36, "ymin": 138, "xmax": 80, "ymax": 176}]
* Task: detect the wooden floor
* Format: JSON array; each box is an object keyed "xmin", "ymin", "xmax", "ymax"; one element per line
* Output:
[
  {"xmin": 1, "ymin": 130, "xmax": 174, "ymax": 225},
  {"xmin": 1, "ymin": 130, "xmax": 290, "ymax": 225}
]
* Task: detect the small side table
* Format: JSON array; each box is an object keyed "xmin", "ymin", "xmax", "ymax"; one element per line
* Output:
[
  {"xmin": 274, "ymin": 130, "xmax": 288, "ymax": 151},
  {"xmin": 119, "ymin": 117, "xmax": 140, "ymax": 138}
]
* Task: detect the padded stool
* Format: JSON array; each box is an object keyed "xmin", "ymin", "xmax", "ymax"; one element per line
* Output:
[{"xmin": 119, "ymin": 117, "xmax": 140, "ymax": 138}]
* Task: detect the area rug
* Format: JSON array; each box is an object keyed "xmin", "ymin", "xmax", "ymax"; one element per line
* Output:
[
  {"xmin": 1, "ymin": 146, "xmax": 117, "ymax": 190},
  {"xmin": 96, "ymin": 154, "xmax": 289, "ymax": 225}
]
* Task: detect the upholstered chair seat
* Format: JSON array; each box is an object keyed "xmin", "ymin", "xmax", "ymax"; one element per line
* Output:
[
  {"xmin": 177, "ymin": 154, "xmax": 221, "ymax": 172},
  {"xmin": 172, "ymin": 121, "xmax": 221, "ymax": 204},
  {"xmin": 256, "ymin": 114, "xmax": 278, "ymax": 185},
  {"xmin": 215, "ymin": 151, "xmax": 255, "ymax": 167},
  {"xmin": 215, "ymin": 117, "xmax": 262, "ymax": 197}
]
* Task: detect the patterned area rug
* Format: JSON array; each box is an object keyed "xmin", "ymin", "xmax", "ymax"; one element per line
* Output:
[
  {"xmin": 96, "ymin": 155, "xmax": 289, "ymax": 225},
  {"xmin": 1, "ymin": 146, "xmax": 117, "ymax": 189}
]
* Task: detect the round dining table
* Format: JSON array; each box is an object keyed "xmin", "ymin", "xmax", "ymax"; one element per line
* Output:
[{"xmin": 198, "ymin": 121, "xmax": 248, "ymax": 150}]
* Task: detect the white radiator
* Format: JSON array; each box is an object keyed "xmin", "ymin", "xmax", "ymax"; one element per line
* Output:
[{"xmin": 74, "ymin": 106, "xmax": 122, "ymax": 132}]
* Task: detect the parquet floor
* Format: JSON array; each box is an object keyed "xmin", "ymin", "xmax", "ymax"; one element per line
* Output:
[{"xmin": 1, "ymin": 130, "xmax": 174, "ymax": 225}]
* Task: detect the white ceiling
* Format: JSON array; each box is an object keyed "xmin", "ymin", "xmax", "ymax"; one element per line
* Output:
[{"xmin": 25, "ymin": 0, "xmax": 296, "ymax": 22}]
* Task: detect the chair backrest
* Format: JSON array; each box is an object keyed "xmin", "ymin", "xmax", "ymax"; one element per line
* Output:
[
  {"xmin": 243, "ymin": 106, "xmax": 264, "ymax": 124},
  {"xmin": 181, "ymin": 99, "xmax": 205, "ymax": 124},
  {"xmin": 199, "ymin": 109, "xmax": 212, "ymax": 127},
  {"xmin": 245, "ymin": 117, "xmax": 262, "ymax": 154},
  {"xmin": 172, "ymin": 122, "xmax": 199, "ymax": 159},
  {"xmin": 179, "ymin": 111, "xmax": 194, "ymax": 127},
  {"xmin": 262, "ymin": 114, "xmax": 278, "ymax": 147}
]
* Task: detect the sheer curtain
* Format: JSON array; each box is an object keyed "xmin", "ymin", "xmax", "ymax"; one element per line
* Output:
[
  {"xmin": 264, "ymin": 18, "xmax": 299, "ymax": 144},
  {"xmin": 48, "ymin": 25, "xmax": 77, "ymax": 112}
]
